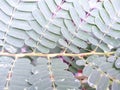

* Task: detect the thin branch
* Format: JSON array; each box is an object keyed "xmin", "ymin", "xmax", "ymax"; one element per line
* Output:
[
  {"xmin": 47, "ymin": 56, "xmax": 57, "ymax": 90},
  {"xmin": 4, "ymin": 56, "xmax": 18, "ymax": 90},
  {"xmin": 0, "ymin": 51, "xmax": 115, "ymax": 58},
  {"xmin": 78, "ymin": 56, "xmax": 120, "ymax": 84}
]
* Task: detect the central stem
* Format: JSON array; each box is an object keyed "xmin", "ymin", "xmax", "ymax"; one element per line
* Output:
[{"xmin": 0, "ymin": 51, "xmax": 115, "ymax": 57}]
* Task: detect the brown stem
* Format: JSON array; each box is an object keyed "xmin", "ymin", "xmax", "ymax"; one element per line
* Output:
[{"xmin": 0, "ymin": 51, "xmax": 115, "ymax": 57}]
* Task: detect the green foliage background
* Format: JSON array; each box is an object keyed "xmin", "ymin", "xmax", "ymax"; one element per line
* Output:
[{"xmin": 0, "ymin": 0, "xmax": 120, "ymax": 90}]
